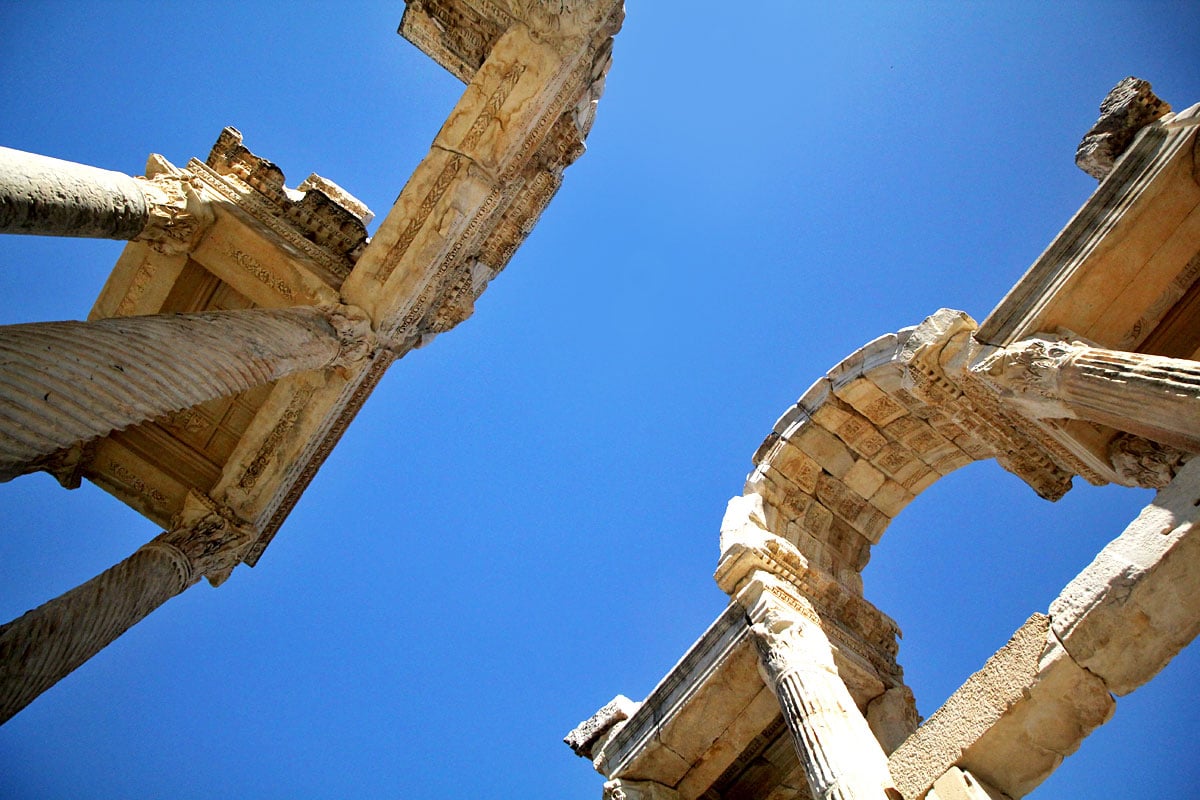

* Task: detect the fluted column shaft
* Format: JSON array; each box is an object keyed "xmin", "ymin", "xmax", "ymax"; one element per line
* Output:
[
  {"xmin": 0, "ymin": 493, "xmax": 254, "ymax": 722},
  {"xmin": 974, "ymin": 338, "xmax": 1200, "ymax": 452},
  {"xmin": 0, "ymin": 305, "xmax": 373, "ymax": 482},
  {"xmin": 750, "ymin": 599, "xmax": 895, "ymax": 800}
]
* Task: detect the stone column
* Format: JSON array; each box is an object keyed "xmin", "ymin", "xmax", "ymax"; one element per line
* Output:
[
  {"xmin": 973, "ymin": 337, "xmax": 1200, "ymax": 452},
  {"xmin": 742, "ymin": 579, "xmax": 898, "ymax": 800},
  {"xmin": 0, "ymin": 304, "xmax": 374, "ymax": 482},
  {"xmin": 0, "ymin": 146, "xmax": 210, "ymax": 249},
  {"xmin": 0, "ymin": 492, "xmax": 255, "ymax": 722}
]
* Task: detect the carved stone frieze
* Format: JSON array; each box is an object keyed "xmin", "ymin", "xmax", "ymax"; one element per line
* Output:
[
  {"xmin": 507, "ymin": 0, "xmax": 624, "ymax": 47},
  {"xmin": 899, "ymin": 310, "xmax": 1097, "ymax": 498},
  {"xmin": 1107, "ymin": 432, "xmax": 1191, "ymax": 489}
]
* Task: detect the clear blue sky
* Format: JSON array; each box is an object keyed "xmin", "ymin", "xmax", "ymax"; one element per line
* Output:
[{"xmin": 1, "ymin": 3, "xmax": 1198, "ymax": 798}]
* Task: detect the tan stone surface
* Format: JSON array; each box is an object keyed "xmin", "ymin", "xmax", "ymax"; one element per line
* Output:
[
  {"xmin": 886, "ymin": 614, "xmax": 1113, "ymax": 800},
  {"xmin": 1050, "ymin": 456, "xmax": 1200, "ymax": 695}
]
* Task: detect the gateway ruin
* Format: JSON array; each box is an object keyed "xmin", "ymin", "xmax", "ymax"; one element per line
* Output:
[
  {"xmin": 567, "ymin": 79, "xmax": 1200, "ymax": 799},
  {"xmin": 0, "ymin": 0, "xmax": 622, "ymax": 722}
]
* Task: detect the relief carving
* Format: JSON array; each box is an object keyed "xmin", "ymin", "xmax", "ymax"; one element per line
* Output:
[
  {"xmin": 156, "ymin": 491, "xmax": 257, "ymax": 586},
  {"xmin": 1108, "ymin": 432, "xmax": 1191, "ymax": 489},
  {"xmin": 134, "ymin": 172, "xmax": 214, "ymax": 256}
]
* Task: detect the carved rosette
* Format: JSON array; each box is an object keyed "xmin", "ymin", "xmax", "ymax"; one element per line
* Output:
[{"xmin": 321, "ymin": 303, "xmax": 377, "ymax": 368}]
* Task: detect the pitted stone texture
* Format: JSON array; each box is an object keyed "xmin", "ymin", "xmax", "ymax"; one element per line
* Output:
[
  {"xmin": 0, "ymin": 146, "xmax": 149, "ymax": 239},
  {"xmin": 1075, "ymin": 77, "xmax": 1171, "ymax": 180},
  {"xmin": 1050, "ymin": 456, "xmax": 1200, "ymax": 695},
  {"xmin": 887, "ymin": 614, "xmax": 1112, "ymax": 800},
  {"xmin": 565, "ymin": 694, "xmax": 640, "ymax": 759}
]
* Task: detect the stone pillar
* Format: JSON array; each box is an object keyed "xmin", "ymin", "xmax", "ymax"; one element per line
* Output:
[
  {"xmin": 742, "ymin": 578, "xmax": 898, "ymax": 800},
  {"xmin": 0, "ymin": 146, "xmax": 211, "ymax": 249},
  {"xmin": 0, "ymin": 492, "xmax": 255, "ymax": 722},
  {"xmin": 0, "ymin": 304, "xmax": 374, "ymax": 482},
  {"xmin": 973, "ymin": 337, "xmax": 1200, "ymax": 452}
]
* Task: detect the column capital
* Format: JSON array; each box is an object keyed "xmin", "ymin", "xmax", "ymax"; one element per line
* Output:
[
  {"xmin": 150, "ymin": 491, "xmax": 257, "ymax": 586},
  {"xmin": 972, "ymin": 336, "xmax": 1085, "ymax": 418},
  {"xmin": 971, "ymin": 335, "xmax": 1200, "ymax": 454},
  {"xmin": 132, "ymin": 168, "xmax": 214, "ymax": 256}
]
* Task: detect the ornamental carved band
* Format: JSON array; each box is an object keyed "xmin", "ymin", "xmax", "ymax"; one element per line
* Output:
[{"xmin": 0, "ymin": 304, "xmax": 375, "ymax": 482}]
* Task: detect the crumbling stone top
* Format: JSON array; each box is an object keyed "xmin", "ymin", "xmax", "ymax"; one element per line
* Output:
[
  {"xmin": 1075, "ymin": 76, "xmax": 1171, "ymax": 180},
  {"xmin": 206, "ymin": 127, "xmax": 372, "ymax": 263}
]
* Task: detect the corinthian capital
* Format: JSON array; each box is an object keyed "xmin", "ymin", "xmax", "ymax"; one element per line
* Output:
[
  {"xmin": 153, "ymin": 491, "xmax": 257, "ymax": 586},
  {"xmin": 133, "ymin": 171, "xmax": 214, "ymax": 256},
  {"xmin": 972, "ymin": 336, "xmax": 1086, "ymax": 419}
]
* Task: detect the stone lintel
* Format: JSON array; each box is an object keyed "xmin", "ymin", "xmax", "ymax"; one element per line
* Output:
[
  {"xmin": 1050, "ymin": 456, "xmax": 1200, "ymax": 695},
  {"xmin": 886, "ymin": 614, "xmax": 1113, "ymax": 800},
  {"xmin": 978, "ymin": 101, "xmax": 1200, "ymax": 350}
]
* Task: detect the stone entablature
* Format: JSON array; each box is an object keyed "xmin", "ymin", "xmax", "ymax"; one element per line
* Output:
[{"xmin": 0, "ymin": 1, "xmax": 624, "ymax": 723}]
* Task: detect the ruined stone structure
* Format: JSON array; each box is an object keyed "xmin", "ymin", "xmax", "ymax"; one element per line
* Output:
[
  {"xmin": 567, "ymin": 78, "xmax": 1200, "ymax": 799},
  {"xmin": 0, "ymin": 0, "xmax": 623, "ymax": 724}
]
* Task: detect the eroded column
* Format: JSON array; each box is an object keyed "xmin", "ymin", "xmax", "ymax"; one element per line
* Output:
[
  {"xmin": 743, "ymin": 578, "xmax": 898, "ymax": 800},
  {"xmin": 0, "ymin": 304, "xmax": 373, "ymax": 481},
  {"xmin": 974, "ymin": 337, "xmax": 1200, "ymax": 452},
  {"xmin": 0, "ymin": 492, "xmax": 255, "ymax": 722}
]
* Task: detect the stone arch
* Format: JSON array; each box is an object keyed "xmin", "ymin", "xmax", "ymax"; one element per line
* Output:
[{"xmin": 733, "ymin": 309, "xmax": 1103, "ymax": 597}]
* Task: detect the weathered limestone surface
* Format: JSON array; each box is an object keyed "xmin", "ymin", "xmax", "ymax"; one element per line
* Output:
[
  {"xmin": 887, "ymin": 614, "xmax": 1112, "ymax": 800},
  {"xmin": 0, "ymin": 146, "xmax": 213, "ymax": 251},
  {"xmin": 1075, "ymin": 77, "xmax": 1171, "ymax": 180},
  {"xmin": 0, "ymin": 491, "xmax": 254, "ymax": 723},
  {"xmin": 566, "ymin": 694, "xmax": 641, "ymax": 760},
  {"xmin": 739, "ymin": 576, "xmax": 898, "ymax": 800},
  {"xmin": 926, "ymin": 768, "xmax": 1010, "ymax": 800},
  {"xmin": 0, "ymin": 146, "xmax": 150, "ymax": 239},
  {"xmin": 1050, "ymin": 456, "xmax": 1200, "ymax": 695},
  {"xmin": 0, "ymin": 305, "xmax": 373, "ymax": 482}
]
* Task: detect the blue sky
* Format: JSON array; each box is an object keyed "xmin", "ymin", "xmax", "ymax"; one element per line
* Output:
[{"xmin": 1, "ymin": 2, "xmax": 1198, "ymax": 798}]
